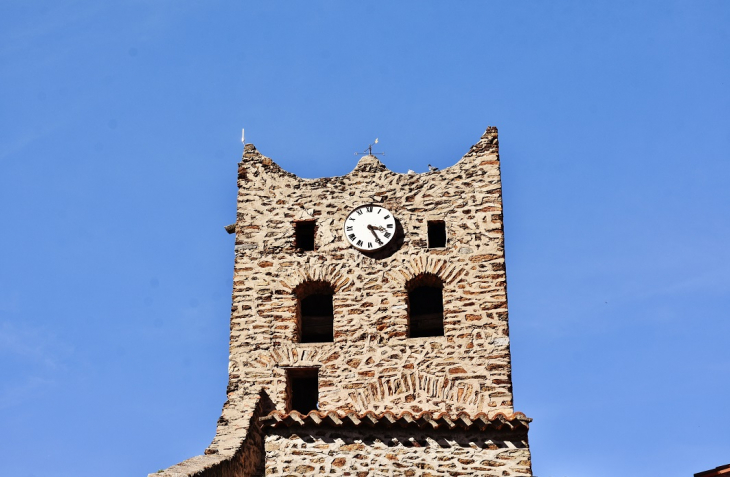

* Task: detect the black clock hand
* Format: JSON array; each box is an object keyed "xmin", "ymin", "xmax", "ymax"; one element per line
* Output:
[{"xmin": 367, "ymin": 225, "xmax": 384, "ymax": 244}]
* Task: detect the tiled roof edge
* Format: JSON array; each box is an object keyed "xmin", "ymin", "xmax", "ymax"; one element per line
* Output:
[{"xmin": 259, "ymin": 409, "xmax": 531, "ymax": 432}]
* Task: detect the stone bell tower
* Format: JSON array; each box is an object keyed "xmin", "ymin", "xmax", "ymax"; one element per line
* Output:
[{"xmin": 153, "ymin": 127, "xmax": 533, "ymax": 477}]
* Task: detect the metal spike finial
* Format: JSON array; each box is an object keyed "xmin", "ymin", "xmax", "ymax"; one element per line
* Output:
[{"xmin": 355, "ymin": 138, "xmax": 384, "ymax": 157}]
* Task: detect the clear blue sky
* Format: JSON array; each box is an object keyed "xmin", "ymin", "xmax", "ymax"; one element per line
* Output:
[{"xmin": 1, "ymin": 2, "xmax": 728, "ymax": 476}]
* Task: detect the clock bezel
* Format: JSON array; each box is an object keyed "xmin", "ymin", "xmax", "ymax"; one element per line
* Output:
[{"xmin": 343, "ymin": 204, "xmax": 397, "ymax": 252}]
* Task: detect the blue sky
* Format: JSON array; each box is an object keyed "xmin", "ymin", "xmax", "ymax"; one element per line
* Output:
[{"xmin": 1, "ymin": 2, "xmax": 728, "ymax": 476}]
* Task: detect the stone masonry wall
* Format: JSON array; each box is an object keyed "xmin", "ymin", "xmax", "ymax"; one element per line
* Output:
[
  {"xmin": 152, "ymin": 127, "xmax": 532, "ymax": 476},
  {"xmin": 152, "ymin": 390, "xmax": 266, "ymax": 477},
  {"xmin": 226, "ymin": 127, "xmax": 512, "ymax": 418},
  {"xmin": 265, "ymin": 427, "xmax": 531, "ymax": 477}
]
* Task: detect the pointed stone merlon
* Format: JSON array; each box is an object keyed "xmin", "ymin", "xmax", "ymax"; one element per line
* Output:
[
  {"xmin": 352, "ymin": 154, "xmax": 388, "ymax": 174},
  {"xmin": 238, "ymin": 127, "xmax": 498, "ymax": 183},
  {"xmin": 464, "ymin": 126, "xmax": 499, "ymax": 158}
]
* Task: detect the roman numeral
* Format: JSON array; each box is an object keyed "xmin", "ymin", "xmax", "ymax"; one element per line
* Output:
[
  {"xmin": 377, "ymin": 208, "xmax": 381, "ymax": 214},
  {"xmin": 346, "ymin": 226, "xmax": 353, "ymax": 231},
  {"xmin": 356, "ymin": 239, "xmax": 363, "ymax": 246},
  {"xmin": 349, "ymin": 233, "xmax": 356, "ymax": 240},
  {"xmin": 366, "ymin": 206, "xmax": 373, "ymax": 213},
  {"xmin": 386, "ymin": 224, "xmax": 393, "ymax": 228},
  {"xmin": 356, "ymin": 209, "xmax": 363, "ymax": 215},
  {"xmin": 349, "ymin": 217, "xmax": 355, "ymax": 221},
  {"xmin": 384, "ymin": 232, "xmax": 391, "ymax": 238},
  {"xmin": 383, "ymin": 215, "xmax": 390, "ymax": 219},
  {"xmin": 367, "ymin": 242, "xmax": 372, "ymax": 248}
]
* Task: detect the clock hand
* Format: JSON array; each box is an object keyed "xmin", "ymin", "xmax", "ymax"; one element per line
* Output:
[
  {"xmin": 367, "ymin": 224, "xmax": 387, "ymax": 232},
  {"xmin": 366, "ymin": 224, "xmax": 384, "ymax": 244}
]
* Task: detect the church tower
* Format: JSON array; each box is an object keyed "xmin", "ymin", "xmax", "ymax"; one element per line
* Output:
[{"xmin": 153, "ymin": 127, "xmax": 533, "ymax": 476}]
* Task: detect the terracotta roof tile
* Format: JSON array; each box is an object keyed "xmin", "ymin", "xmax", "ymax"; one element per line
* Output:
[
  {"xmin": 260, "ymin": 410, "xmax": 531, "ymax": 432},
  {"xmin": 695, "ymin": 464, "xmax": 730, "ymax": 477}
]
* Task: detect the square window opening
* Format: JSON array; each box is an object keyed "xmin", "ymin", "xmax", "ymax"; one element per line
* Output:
[
  {"xmin": 295, "ymin": 221, "xmax": 316, "ymax": 251},
  {"xmin": 427, "ymin": 221, "xmax": 446, "ymax": 248},
  {"xmin": 286, "ymin": 367, "xmax": 319, "ymax": 414}
]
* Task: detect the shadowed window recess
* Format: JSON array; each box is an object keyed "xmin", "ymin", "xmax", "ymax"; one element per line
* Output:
[
  {"xmin": 294, "ymin": 220, "xmax": 316, "ymax": 251},
  {"xmin": 407, "ymin": 274, "xmax": 445, "ymax": 338},
  {"xmin": 427, "ymin": 220, "xmax": 446, "ymax": 248},
  {"xmin": 286, "ymin": 367, "xmax": 319, "ymax": 414},
  {"xmin": 295, "ymin": 281, "xmax": 334, "ymax": 343}
]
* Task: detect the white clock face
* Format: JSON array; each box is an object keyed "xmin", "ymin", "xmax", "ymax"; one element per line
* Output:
[{"xmin": 344, "ymin": 204, "xmax": 396, "ymax": 251}]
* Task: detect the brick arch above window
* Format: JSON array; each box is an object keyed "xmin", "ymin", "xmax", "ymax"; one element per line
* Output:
[
  {"xmin": 385, "ymin": 257, "xmax": 464, "ymax": 289},
  {"xmin": 280, "ymin": 264, "xmax": 350, "ymax": 295}
]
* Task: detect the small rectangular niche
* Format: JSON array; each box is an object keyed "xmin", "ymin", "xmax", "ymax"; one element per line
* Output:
[
  {"xmin": 294, "ymin": 220, "xmax": 316, "ymax": 251},
  {"xmin": 427, "ymin": 220, "xmax": 447, "ymax": 248},
  {"xmin": 286, "ymin": 367, "xmax": 319, "ymax": 414}
]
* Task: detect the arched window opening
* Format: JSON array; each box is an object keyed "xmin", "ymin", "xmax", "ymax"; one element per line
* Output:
[
  {"xmin": 407, "ymin": 274, "xmax": 444, "ymax": 338},
  {"xmin": 295, "ymin": 281, "xmax": 334, "ymax": 343}
]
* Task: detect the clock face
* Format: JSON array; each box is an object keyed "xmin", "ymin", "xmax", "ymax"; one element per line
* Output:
[{"xmin": 344, "ymin": 204, "xmax": 396, "ymax": 251}]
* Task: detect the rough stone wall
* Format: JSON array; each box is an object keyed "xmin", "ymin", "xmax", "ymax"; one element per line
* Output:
[
  {"xmin": 152, "ymin": 390, "xmax": 267, "ymax": 477},
  {"xmin": 151, "ymin": 127, "xmax": 533, "ymax": 476},
  {"xmin": 265, "ymin": 427, "xmax": 531, "ymax": 477},
  {"xmin": 227, "ymin": 127, "xmax": 512, "ymax": 419}
]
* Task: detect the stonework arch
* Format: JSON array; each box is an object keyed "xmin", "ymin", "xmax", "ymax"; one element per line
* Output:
[
  {"xmin": 385, "ymin": 256, "xmax": 465, "ymax": 288},
  {"xmin": 281, "ymin": 264, "xmax": 350, "ymax": 295}
]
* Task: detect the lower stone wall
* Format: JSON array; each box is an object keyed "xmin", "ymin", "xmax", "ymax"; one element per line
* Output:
[
  {"xmin": 265, "ymin": 427, "xmax": 531, "ymax": 476},
  {"xmin": 150, "ymin": 391, "xmax": 267, "ymax": 477},
  {"xmin": 239, "ymin": 413, "xmax": 265, "ymax": 477}
]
